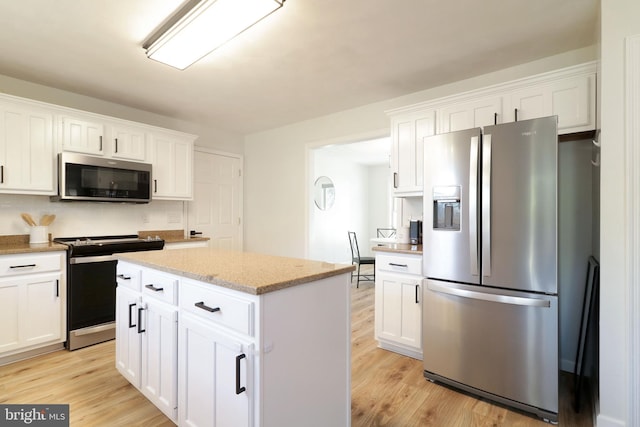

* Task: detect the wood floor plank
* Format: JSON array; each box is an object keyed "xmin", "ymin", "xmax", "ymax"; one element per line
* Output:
[{"xmin": 0, "ymin": 271, "xmax": 593, "ymax": 426}]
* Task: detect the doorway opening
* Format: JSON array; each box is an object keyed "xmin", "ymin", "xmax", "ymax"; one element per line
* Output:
[{"xmin": 308, "ymin": 136, "xmax": 391, "ymax": 264}]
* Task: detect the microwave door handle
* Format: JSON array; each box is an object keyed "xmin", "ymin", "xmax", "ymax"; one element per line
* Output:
[
  {"xmin": 469, "ymin": 135, "xmax": 479, "ymax": 276},
  {"xmin": 482, "ymin": 134, "xmax": 492, "ymax": 278}
]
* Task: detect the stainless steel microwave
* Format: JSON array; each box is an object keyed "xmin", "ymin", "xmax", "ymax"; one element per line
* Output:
[{"xmin": 51, "ymin": 152, "xmax": 152, "ymax": 203}]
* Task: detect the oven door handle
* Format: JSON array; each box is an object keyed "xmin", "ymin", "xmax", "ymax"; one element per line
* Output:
[{"xmin": 70, "ymin": 254, "xmax": 117, "ymax": 264}]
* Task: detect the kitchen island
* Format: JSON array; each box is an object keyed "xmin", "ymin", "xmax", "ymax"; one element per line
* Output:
[{"xmin": 115, "ymin": 247, "xmax": 354, "ymax": 427}]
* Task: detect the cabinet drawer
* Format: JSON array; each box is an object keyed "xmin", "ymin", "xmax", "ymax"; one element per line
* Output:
[
  {"xmin": 0, "ymin": 252, "xmax": 63, "ymax": 277},
  {"xmin": 180, "ymin": 279, "xmax": 254, "ymax": 336},
  {"xmin": 116, "ymin": 262, "xmax": 141, "ymax": 292},
  {"xmin": 376, "ymin": 254, "xmax": 422, "ymax": 276},
  {"xmin": 141, "ymin": 269, "xmax": 177, "ymax": 305}
]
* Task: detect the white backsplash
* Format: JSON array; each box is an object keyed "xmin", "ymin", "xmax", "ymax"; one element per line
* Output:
[{"xmin": 0, "ymin": 194, "xmax": 186, "ymax": 238}]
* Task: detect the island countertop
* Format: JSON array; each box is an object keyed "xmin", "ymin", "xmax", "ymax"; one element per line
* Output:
[{"xmin": 116, "ymin": 247, "xmax": 355, "ymax": 295}]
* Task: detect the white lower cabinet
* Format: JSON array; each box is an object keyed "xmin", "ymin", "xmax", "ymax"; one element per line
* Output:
[
  {"xmin": 115, "ymin": 263, "xmax": 178, "ymax": 423},
  {"xmin": 179, "ymin": 312, "xmax": 252, "ymax": 427},
  {"xmin": 0, "ymin": 252, "xmax": 66, "ymax": 360},
  {"xmin": 374, "ymin": 252, "xmax": 423, "ymax": 360}
]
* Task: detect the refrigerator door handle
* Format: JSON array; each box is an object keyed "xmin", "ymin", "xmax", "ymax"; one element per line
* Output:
[
  {"xmin": 482, "ymin": 135, "xmax": 492, "ymax": 277},
  {"xmin": 428, "ymin": 281, "xmax": 551, "ymax": 308},
  {"xmin": 469, "ymin": 136, "xmax": 479, "ymax": 276}
]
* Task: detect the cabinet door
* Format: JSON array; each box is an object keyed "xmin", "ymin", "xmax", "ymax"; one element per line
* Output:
[
  {"xmin": 375, "ymin": 272, "xmax": 422, "ymax": 351},
  {"xmin": 548, "ymin": 75, "xmax": 594, "ymax": 133},
  {"xmin": 179, "ymin": 313, "xmax": 251, "ymax": 427},
  {"xmin": 150, "ymin": 132, "xmax": 194, "ymax": 200},
  {"xmin": 506, "ymin": 74, "xmax": 595, "ymax": 134},
  {"xmin": 141, "ymin": 298, "xmax": 178, "ymax": 421},
  {"xmin": 110, "ymin": 124, "xmax": 147, "ymax": 161},
  {"xmin": 22, "ymin": 272, "xmax": 63, "ymax": 347},
  {"xmin": 438, "ymin": 96, "xmax": 502, "ymax": 133},
  {"xmin": 115, "ymin": 286, "xmax": 141, "ymax": 387},
  {"xmin": 0, "ymin": 101, "xmax": 55, "ymax": 194},
  {"xmin": 0, "ymin": 279, "xmax": 20, "ymax": 352},
  {"xmin": 60, "ymin": 116, "xmax": 104, "ymax": 155},
  {"xmin": 391, "ymin": 109, "xmax": 435, "ymax": 195},
  {"xmin": 0, "ymin": 272, "xmax": 63, "ymax": 353}
]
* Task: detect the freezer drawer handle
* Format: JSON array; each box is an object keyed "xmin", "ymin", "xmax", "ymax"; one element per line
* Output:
[
  {"xmin": 195, "ymin": 301, "xmax": 221, "ymax": 313},
  {"xmin": 145, "ymin": 284, "xmax": 164, "ymax": 292},
  {"xmin": 236, "ymin": 354, "xmax": 246, "ymax": 394},
  {"xmin": 428, "ymin": 282, "xmax": 551, "ymax": 307}
]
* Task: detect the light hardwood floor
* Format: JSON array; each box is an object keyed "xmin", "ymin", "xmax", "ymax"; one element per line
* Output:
[{"xmin": 0, "ymin": 275, "xmax": 593, "ymax": 426}]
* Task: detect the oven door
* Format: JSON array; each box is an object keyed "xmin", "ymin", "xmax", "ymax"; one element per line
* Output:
[{"xmin": 67, "ymin": 255, "xmax": 118, "ymax": 350}]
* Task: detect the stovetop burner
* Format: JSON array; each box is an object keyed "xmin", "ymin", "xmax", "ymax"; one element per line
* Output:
[{"xmin": 54, "ymin": 234, "xmax": 164, "ymax": 257}]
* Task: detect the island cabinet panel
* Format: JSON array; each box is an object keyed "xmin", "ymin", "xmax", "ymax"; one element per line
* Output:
[
  {"xmin": 179, "ymin": 312, "xmax": 252, "ymax": 427},
  {"xmin": 115, "ymin": 262, "xmax": 179, "ymax": 423},
  {"xmin": 116, "ymin": 250, "xmax": 352, "ymax": 427}
]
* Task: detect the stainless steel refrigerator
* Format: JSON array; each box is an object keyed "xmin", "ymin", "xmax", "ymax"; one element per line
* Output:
[{"xmin": 422, "ymin": 116, "xmax": 559, "ymax": 423}]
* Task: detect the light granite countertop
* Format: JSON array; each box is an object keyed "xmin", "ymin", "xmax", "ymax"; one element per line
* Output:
[
  {"xmin": 372, "ymin": 243, "xmax": 423, "ymax": 255},
  {"xmin": 116, "ymin": 247, "xmax": 355, "ymax": 295},
  {"xmin": 0, "ymin": 234, "xmax": 67, "ymax": 255}
]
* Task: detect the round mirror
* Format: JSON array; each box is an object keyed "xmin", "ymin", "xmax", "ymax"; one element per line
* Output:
[{"xmin": 313, "ymin": 176, "xmax": 335, "ymax": 210}]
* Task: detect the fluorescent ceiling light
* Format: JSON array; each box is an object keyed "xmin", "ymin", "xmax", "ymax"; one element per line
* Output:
[{"xmin": 144, "ymin": 0, "xmax": 285, "ymax": 70}]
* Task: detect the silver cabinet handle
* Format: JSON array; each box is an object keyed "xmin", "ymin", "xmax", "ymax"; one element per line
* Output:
[
  {"xmin": 388, "ymin": 263, "xmax": 408, "ymax": 268},
  {"xmin": 195, "ymin": 301, "xmax": 220, "ymax": 313}
]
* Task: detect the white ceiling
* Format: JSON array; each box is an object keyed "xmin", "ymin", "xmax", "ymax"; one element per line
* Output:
[{"xmin": 0, "ymin": 0, "xmax": 598, "ymax": 135}]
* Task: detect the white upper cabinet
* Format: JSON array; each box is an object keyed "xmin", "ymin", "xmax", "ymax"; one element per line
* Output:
[
  {"xmin": 109, "ymin": 123, "xmax": 147, "ymax": 161},
  {"xmin": 387, "ymin": 62, "xmax": 597, "ymax": 196},
  {"xmin": 437, "ymin": 96, "xmax": 503, "ymax": 133},
  {"xmin": 391, "ymin": 109, "xmax": 435, "ymax": 195},
  {"xmin": 59, "ymin": 115, "xmax": 105, "ymax": 155},
  {"xmin": 149, "ymin": 131, "xmax": 195, "ymax": 200},
  {"xmin": 504, "ymin": 73, "xmax": 595, "ymax": 133},
  {"xmin": 0, "ymin": 99, "xmax": 56, "ymax": 194}
]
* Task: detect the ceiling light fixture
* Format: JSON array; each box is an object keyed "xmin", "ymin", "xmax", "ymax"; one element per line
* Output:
[{"xmin": 144, "ymin": 0, "xmax": 285, "ymax": 70}]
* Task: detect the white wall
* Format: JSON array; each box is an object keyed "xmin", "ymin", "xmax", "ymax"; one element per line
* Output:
[
  {"xmin": 309, "ymin": 151, "xmax": 368, "ymax": 263},
  {"xmin": 598, "ymin": 0, "xmax": 640, "ymax": 426}
]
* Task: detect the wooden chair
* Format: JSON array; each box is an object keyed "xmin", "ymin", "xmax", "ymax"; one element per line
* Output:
[{"xmin": 348, "ymin": 231, "xmax": 375, "ymax": 287}]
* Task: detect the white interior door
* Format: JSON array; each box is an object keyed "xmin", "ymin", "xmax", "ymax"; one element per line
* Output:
[{"xmin": 188, "ymin": 148, "xmax": 243, "ymax": 250}]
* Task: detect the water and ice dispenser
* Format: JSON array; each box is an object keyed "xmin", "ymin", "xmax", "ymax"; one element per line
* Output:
[{"xmin": 432, "ymin": 186, "xmax": 461, "ymax": 231}]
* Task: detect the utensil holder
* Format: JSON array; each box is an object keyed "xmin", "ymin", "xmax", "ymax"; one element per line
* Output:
[{"xmin": 30, "ymin": 226, "xmax": 48, "ymax": 244}]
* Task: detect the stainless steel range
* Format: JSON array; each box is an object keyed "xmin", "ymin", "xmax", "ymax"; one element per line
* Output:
[{"xmin": 54, "ymin": 234, "xmax": 164, "ymax": 350}]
